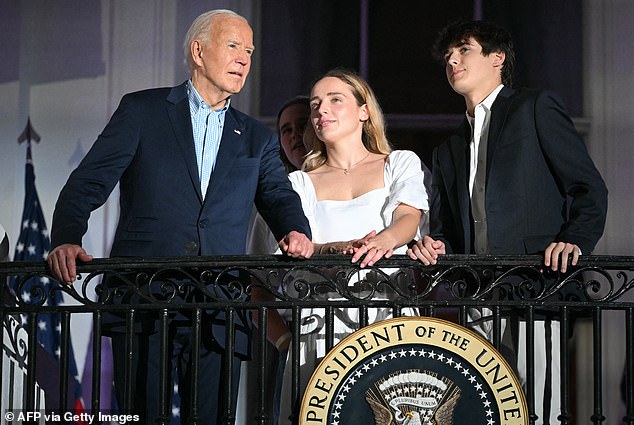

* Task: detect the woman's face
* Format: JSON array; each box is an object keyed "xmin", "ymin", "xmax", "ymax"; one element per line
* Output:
[
  {"xmin": 309, "ymin": 77, "xmax": 368, "ymax": 145},
  {"xmin": 278, "ymin": 103, "xmax": 310, "ymax": 170}
]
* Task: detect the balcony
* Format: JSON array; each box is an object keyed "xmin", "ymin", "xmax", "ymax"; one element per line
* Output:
[{"xmin": 2, "ymin": 255, "xmax": 633, "ymax": 424}]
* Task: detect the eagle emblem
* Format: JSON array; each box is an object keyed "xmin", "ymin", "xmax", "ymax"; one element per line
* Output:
[{"xmin": 365, "ymin": 371, "xmax": 461, "ymax": 425}]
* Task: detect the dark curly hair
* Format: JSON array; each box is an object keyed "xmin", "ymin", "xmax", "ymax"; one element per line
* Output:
[{"xmin": 432, "ymin": 20, "xmax": 515, "ymax": 86}]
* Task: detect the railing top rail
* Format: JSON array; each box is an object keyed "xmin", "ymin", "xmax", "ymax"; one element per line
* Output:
[
  {"xmin": 2, "ymin": 254, "xmax": 634, "ymax": 274},
  {"xmin": 1, "ymin": 254, "xmax": 633, "ymax": 312}
]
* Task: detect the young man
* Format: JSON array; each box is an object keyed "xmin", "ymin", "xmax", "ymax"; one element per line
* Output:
[
  {"xmin": 408, "ymin": 20, "xmax": 608, "ymax": 424},
  {"xmin": 47, "ymin": 9, "xmax": 312, "ymax": 425}
]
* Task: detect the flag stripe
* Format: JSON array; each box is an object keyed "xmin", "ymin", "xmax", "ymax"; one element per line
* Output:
[{"xmin": 11, "ymin": 144, "xmax": 84, "ymax": 414}]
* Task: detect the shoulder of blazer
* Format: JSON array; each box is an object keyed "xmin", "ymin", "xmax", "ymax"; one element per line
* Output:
[
  {"xmin": 115, "ymin": 84, "xmax": 182, "ymax": 104},
  {"xmin": 111, "ymin": 85, "xmax": 184, "ymax": 116},
  {"xmin": 490, "ymin": 85, "xmax": 517, "ymax": 111},
  {"xmin": 165, "ymin": 81, "xmax": 189, "ymax": 104},
  {"xmin": 495, "ymin": 86, "xmax": 548, "ymax": 108},
  {"xmin": 491, "ymin": 87, "xmax": 560, "ymax": 123},
  {"xmin": 497, "ymin": 85, "xmax": 516, "ymax": 99}
]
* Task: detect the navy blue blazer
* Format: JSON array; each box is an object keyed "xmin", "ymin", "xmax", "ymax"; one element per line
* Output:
[
  {"xmin": 51, "ymin": 82, "xmax": 311, "ymax": 352},
  {"xmin": 430, "ymin": 87, "xmax": 608, "ymax": 255},
  {"xmin": 52, "ymin": 82, "xmax": 310, "ymax": 256}
]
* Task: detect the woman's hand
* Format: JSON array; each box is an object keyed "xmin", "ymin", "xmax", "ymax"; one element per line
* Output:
[
  {"xmin": 351, "ymin": 230, "xmax": 397, "ymax": 267},
  {"xmin": 316, "ymin": 230, "xmax": 377, "ymax": 255},
  {"xmin": 350, "ymin": 204, "xmax": 422, "ymax": 268}
]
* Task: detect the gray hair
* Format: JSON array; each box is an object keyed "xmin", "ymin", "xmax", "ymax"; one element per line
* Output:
[{"xmin": 183, "ymin": 9, "xmax": 245, "ymax": 72}]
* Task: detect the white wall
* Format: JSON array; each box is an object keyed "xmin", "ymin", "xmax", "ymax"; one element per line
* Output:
[{"xmin": 582, "ymin": 0, "xmax": 634, "ymax": 421}]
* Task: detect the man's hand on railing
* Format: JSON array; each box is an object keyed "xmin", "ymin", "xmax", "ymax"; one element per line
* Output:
[
  {"xmin": 406, "ymin": 235, "xmax": 446, "ymax": 265},
  {"xmin": 279, "ymin": 231, "xmax": 314, "ymax": 259},
  {"xmin": 47, "ymin": 243, "xmax": 94, "ymax": 284},
  {"xmin": 544, "ymin": 241, "xmax": 581, "ymax": 273}
]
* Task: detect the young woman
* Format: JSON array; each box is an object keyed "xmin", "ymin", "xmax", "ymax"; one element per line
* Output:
[{"xmin": 276, "ymin": 69, "xmax": 430, "ymax": 423}]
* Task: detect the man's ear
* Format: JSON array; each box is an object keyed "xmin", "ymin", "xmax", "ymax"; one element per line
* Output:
[
  {"xmin": 191, "ymin": 40, "xmax": 203, "ymax": 67},
  {"xmin": 492, "ymin": 51, "xmax": 506, "ymax": 68}
]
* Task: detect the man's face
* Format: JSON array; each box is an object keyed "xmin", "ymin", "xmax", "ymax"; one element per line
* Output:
[
  {"xmin": 443, "ymin": 37, "xmax": 503, "ymax": 97},
  {"xmin": 192, "ymin": 16, "xmax": 254, "ymax": 105}
]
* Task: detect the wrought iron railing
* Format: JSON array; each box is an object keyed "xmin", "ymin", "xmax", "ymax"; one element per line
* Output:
[{"xmin": 1, "ymin": 255, "xmax": 633, "ymax": 424}]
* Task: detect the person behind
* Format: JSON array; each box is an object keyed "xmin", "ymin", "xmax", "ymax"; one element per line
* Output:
[
  {"xmin": 274, "ymin": 69, "xmax": 429, "ymax": 424},
  {"xmin": 46, "ymin": 9, "xmax": 312, "ymax": 425},
  {"xmin": 278, "ymin": 96, "xmax": 311, "ymax": 174},
  {"xmin": 407, "ymin": 20, "xmax": 608, "ymax": 424},
  {"xmin": 246, "ymin": 96, "xmax": 310, "ymax": 254},
  {"xmin": 241, "ymin": 96, "xmax": 310, "ymax": 424}
]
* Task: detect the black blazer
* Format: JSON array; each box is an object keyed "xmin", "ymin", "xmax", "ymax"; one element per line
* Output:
[{"xmin": 430, "ymin": 87, "xmax": 608, "ymax": 255}]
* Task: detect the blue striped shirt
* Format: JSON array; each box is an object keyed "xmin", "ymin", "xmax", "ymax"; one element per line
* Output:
[{"xmin": 187, "ymin": 80, "xmax": 229, "ymax": 199}]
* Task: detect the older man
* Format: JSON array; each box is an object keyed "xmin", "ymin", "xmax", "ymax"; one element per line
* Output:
[{"xmin": 48, "ymin": 9, "xmax": 312, "ymax": 424}]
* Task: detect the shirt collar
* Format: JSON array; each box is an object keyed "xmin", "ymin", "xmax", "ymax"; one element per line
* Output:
[
  {"xmin": 481, "ymin": 84, "xmax": 504, "ymax": 110},
  {"xmin": 186, "ymin": 80, "xmax": 231, "ymax": 114},
  {"xmin": 465, "ymin": 84, "xmax": 505, "ymax": 121}
]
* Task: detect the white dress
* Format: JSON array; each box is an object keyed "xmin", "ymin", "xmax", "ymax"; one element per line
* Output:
[{"xmin": 277, "ymin": 150, "xmax": 429, "ymax": 424}]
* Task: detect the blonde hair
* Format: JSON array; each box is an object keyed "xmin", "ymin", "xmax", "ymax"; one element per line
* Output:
[
  {"xmin": 302, "ymin": 69, "xmax": 392, "ymax": 172},
  {"xmin": 183, "ymin": 9, "xmax": 245, "ymax": 72}
]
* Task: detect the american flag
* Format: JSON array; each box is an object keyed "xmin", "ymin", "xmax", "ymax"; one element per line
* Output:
[{"xmin": 11, "ymin": 139, "xmax": 85, "ymax": 416}]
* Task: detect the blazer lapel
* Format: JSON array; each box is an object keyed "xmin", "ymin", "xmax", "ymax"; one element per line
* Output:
[
  {"xmin": 449, "ymin": 120, "xmax": 472, "ymax": 252},
  {"xmin": 204, "ymin": 107, "xmax": 244, "ymax": 203},
  {"xmin": 486, "ymin": 86, "xmax": 515, "ymax": 178},
  {"xmin": 167, "ymin": 83, "xmax": 203, "ymax": 203}
]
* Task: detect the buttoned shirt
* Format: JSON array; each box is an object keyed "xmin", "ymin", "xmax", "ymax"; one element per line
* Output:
[
  {"xmin": 466, "ymin": 84, "xmax": 504, "ymax": 197},
  {"xmin": 187, "ymin": 80, "xmax": 229, "ymax": 199}
]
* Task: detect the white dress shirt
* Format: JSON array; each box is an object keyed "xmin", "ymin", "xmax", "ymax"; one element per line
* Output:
[{"xmin": 466, "ymin": 84, "xmax": 504, "ymax": 197}]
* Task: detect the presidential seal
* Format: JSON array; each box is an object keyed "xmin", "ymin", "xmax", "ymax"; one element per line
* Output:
[{"xmin": 299, "ymin": 317, "xmax": 527, "ymax": 425}]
